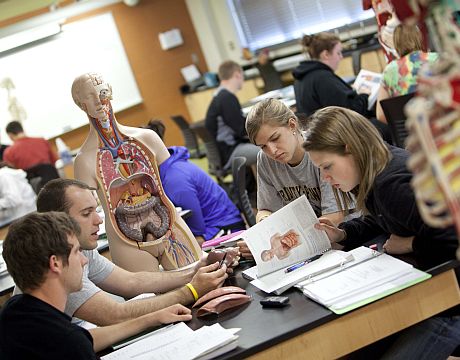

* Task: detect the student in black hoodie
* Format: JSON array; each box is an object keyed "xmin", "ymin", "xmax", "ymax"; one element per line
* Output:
[
  {"xmin": 304, "ymin": 106, "xmax": 459, "ymax": 359},
  {"xmin": 293, "ymin": 32, "xmax": 370, "ymax": 117}
]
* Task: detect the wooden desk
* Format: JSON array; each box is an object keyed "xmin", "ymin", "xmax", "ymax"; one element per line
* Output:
[{"xmin": 187, "ymin": 261, "xmax": 459, "ymax": 359}]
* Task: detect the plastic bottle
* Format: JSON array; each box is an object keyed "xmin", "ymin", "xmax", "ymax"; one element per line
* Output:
[{"xmin": 56, "ymin": 137, "xmax": 73, "ymax": 165}]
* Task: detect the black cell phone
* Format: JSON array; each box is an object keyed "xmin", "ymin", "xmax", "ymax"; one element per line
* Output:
[{"xmin": 260, "ymin": 296, "xmax": 290, "ymax": 308}]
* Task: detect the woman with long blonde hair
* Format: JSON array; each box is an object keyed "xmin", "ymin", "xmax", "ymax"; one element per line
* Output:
[{"xmin": 304, "ymin": 105, "xmax": 459, "ymax": 360}]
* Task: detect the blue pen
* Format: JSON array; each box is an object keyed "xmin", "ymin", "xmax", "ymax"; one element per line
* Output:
[{"xmin": 284, "ymin": 254, "xmax": 322, "ymax": 273}]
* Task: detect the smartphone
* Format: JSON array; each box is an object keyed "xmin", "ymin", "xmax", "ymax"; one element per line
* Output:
[{"xmin": 260, "ymin": 296, "xmax": 290, "ymax": 308}]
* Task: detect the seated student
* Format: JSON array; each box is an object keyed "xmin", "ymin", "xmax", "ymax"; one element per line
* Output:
[
  {"xmin": 303, "ymin": 106, "xmax": 459, "ymax": 358},
  {"xmin": 0, "ymin": 162, "xmax": 36, "ymax": 219},
  {"xmin": 376, "ymin": 23, "xmax": 438, "ymax": 123},
  {"xmin": 237, "ymin": 98, "xmax": 353, "ymax": 258},
  {"xmin": 293, "ymin": 32, "xmax": 370, "ymax": 117},
  {"xmin": 205, "ymin": 60, "xmax": 260, "ymax": 170},
  {"xmin": 0, "ymin": 212, "xmax": 193, "ymax": 359},
  {"xmin": 145, "ymin": 119, "xmax": 246, "ymax": 244},
  {"xmin": 14, "ymin": 178, "xmax": 227, "ymax": 327}
]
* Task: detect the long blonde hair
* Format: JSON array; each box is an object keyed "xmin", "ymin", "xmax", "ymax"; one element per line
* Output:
[
  {"xmin": 303, "ymin": 107, "xmax": 391, "ymax": 212},
  {"xmin": 245, "ymin": 98, "xmax": 299, "ymax": 144}
]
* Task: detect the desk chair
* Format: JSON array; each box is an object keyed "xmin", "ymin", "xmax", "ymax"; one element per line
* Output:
[
  {"xmin": 170, "ymin": 115, "xmax": 205, "ymax": 159},
  {"xmin": 25, "ymin": 163, "xmax": 60, "ymax": 194},
  {"xmin": 232, "ymin": 157, "xmax": 256, "ymax": 227},
  {"xmin": 191, "ymin": 121, "xmax": 232, "ymax": 189},
  {"xmin": 256, "ymin": 63, "xmax": 284, "ymax": 93},
  {"xmin": 380, "ymin": 93, "xmax": 415, "ymax": 148}
]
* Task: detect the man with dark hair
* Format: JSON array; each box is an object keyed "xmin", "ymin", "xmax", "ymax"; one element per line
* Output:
[
  {"xmin": 21, "ymin": 178, "xmax": 227, "ymax": 327},
  {"xmin": 4, "ymin": 120, "xmax": 58, "ymax": 171},
  {"xmin": 1, "ymin": 212, "xmax": 193, "ymax": 359},
  {"xmin": 205, "ymin": 60, "xmax": 260, "ymax": 170}
]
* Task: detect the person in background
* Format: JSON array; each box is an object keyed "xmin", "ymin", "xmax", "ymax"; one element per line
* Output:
[
  {"xmin": 237, "ymin": 98, "xmax": 352, "ymax": 259},
  {"xmin": 3, "ymin": 120, "xmax": 58, "ymax": 171},
  {"xmin": 13, "ymin": 178, "xmax": 227, "ymax": 328},
  {"xmin": 205, "ymin": 60, "xmax": 260, "ymax": 171},
  {"xmin": 376, "ymin": 23, "xmax": 438, "ymax": 123},
  {"xmin": 304, "ymin": 106, "xmax": 459, "ymax": 360},
  {"xmin": 0, "ymin": 161, "xmax": 36, "ymax": 219},
  {"xmin": 145, "ymin": 119, "xmax": 246, "ymax": 245},
  {"xmin": 0, "ymin": 212, "xmax": 192, "ymax": 359},
  {"xmin": 255, "ymin": 48, "xmax": 284, "ymax": 92},
  {"xmin": 293, "ymin": 32, "xmax": 370, "ymax": 117}
]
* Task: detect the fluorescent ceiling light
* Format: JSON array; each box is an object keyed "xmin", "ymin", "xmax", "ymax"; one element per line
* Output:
[{"xmin": 0, "ymin": 22, "xmax": 61, "ymax": 53}]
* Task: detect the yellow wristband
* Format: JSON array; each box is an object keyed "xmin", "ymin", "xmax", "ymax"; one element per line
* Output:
[{"xmin": 185, "ymin": 283, "xmax": 199, "ymax": 301}]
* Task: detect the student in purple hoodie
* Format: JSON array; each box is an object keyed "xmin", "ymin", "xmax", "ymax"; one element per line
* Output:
[{"xmin": 146, "ymin": 120, "xmax": 246, "ymax": 245}]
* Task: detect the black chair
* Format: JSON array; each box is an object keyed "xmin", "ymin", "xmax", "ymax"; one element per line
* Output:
[
  {"xmin": 232, "ymin": 157, "xmax": 256, "ymax": 227},
  {"xmin": 191, "ymin": 121, "xmax": 231, "ymax": 188},
  {"xmin": 170, "ymin": 115, "xmax": 205, "ymax": 159},
  {"xmin": 25, "ymin": 163, "xmax": 60, "ymax": 194},
  {"xmin": 380, "ymin": 93, "xmax": 415, "ymax": 148}
]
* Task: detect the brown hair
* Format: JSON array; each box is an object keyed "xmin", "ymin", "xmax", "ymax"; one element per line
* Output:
[
  {"xmin": 393, "ymin": 24, "xmax": 424, "ymax": 57},
  {"xmin": 5, "ymin": 121, "xmax": 23, "ymax": 135},
  {"xmin": 218, "ymin": 60, "xmax": 242, "ymax": 81},
  {"xmin": 245, "ymin": 98, "xmax": 300, "ymax": 144},
  {"xmin": 3, "ymin": 212, "xmax": 81, "ymax": 291},
  {"xmin": 301, "ymin": 32, "xmax": 341, "ymax": 60},
  {"xmin": 37, "ymin": 178, "xmax": 95, "ymax": 214},
  {"xmin": 303, "ymin": 107, "xmax": 391, "ymax": 212}
]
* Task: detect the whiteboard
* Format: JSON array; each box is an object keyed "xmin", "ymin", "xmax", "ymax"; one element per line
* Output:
[{"xmin": 0, "ymin": 12, "xmax": 142, "ymax": 142}]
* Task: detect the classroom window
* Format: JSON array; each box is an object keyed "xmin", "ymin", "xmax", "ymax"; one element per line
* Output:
[{"xmin": 229, "ymin": 0, "xmax": 375, "ymax": 51}]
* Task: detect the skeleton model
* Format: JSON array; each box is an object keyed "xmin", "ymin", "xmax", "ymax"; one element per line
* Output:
[
  {"xmin": 0, "ymin": 77, "xmax": 27, "ymax": 122},
  {"xmin": 72, "ymin": 73, "xmax": 201, "ymax": 271},
  {"xmin": 395, "ymin": 0, "xmax": 460, "ymax": 258}
]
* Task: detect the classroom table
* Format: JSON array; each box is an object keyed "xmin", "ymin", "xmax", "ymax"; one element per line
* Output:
[{"xmin": 187, "ymin": 260, "xmax": 460, "ymax": 359}]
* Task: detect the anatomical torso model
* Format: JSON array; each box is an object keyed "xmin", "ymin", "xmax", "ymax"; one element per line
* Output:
[{"xmin": 72, "ymin": 73, "xmax": 202, "ymax": 271}]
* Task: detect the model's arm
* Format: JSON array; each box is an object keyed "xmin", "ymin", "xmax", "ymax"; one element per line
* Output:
[
  {"xmin": 170, "ymin": 189, "xmax": 207, "ymax": 240},
  {"xmin": 74, "ymin": 262, "xmax": 227, "ymax": 325},
  {"xmin": 89, "ymin": 304, "xmax": 192, "ymax": 352},
  {"xmin": 376, "ymin": 86, "xmax": 390, "ymax": 123}
]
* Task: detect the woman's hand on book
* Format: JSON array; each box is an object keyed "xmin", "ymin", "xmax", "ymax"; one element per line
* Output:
[
  {"xmin": 383, "ymin": 234, "xmax": 414, "ymax": 254},
  {"xmin": 314, "ymin": 217, "xmax": 346, "ymax": 244},
  {"xmin": 236, "ymin": 240, "xmax": 254, "ymax": 260}
]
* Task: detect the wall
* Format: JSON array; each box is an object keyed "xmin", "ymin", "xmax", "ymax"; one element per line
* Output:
[{"xmin": 1, "ymin": 0, "xmax": 207, "ymax": 149}]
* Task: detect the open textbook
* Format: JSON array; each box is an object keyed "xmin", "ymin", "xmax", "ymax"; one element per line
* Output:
[
  {"xmin": 296, "ymin": 246, "xmax": 431, "ymax": 314},
  {"xmin": 102, "ymin": 322, "xmax": 240, "ymax": 360},
  {"xmin": 242, "ymin": 196, "xmax": 354, "ymax": 294},
  {"xmin": 353, "ymin": 69, "xmax": 382, "ymax": 110}
]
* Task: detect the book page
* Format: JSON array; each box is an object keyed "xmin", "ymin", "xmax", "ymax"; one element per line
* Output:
[
  {"xmin": 353, "ymin": 69, "xmax": 382, "ymax": 110},
  {"xmin": 243, "ymin": 196, "xmax": 330, "ymax": 277}
]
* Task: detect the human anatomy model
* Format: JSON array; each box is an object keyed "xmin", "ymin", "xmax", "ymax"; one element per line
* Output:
[
  {"xmin": 393, "ymin": 0, "xmax": 460, "ymax": 259},
  {"xmin": 72, "ymin": 73, "xmax": 202, "ymax": 271}
]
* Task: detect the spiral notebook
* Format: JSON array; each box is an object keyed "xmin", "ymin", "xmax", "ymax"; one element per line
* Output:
[{"xmin": 241, "ymin": 196, "xmax": 354, "ymax": 294}]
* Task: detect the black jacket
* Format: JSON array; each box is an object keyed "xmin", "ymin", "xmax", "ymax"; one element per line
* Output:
[
  {"xmin": 293, "ymin": 60, "xmax": 369, "ymax": 117},
  {"xmin": 339, "ymin": 146, "xmax": 458, "ymax": 270}
]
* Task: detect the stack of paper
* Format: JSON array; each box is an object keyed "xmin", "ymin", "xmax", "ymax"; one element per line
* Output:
[
  {"xmin": 102, "ymin": 322, "xmax": 239, "ymax": 360},
  {"xmin": 297, "ymin": 247, "xmax": 431, "ymax": 314}
]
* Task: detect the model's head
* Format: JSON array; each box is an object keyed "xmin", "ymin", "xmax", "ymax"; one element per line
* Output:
[
  {"xmin": 261, "ymin": 249, "xmax": 274, "ymax": 262},
  {"xmin": 393, "ymin": 23, "xmax": 424, "ymax": 58},
  {"xmin": 71, "ymin": 72, "xmax": 112, "ymax": 121},
  {"xmin": 246, "ymin": 98, "xmax": 304, "ymax": 166},
  {"xmin": 303, "ymin": 106, "xmax": 390, "ymax": 212},
  {"xmin": 302, "ymin": 32, "xmax": 342, "ymax": 71},
  {"xmin": 3, "ymin": 212, "xmax": 86, "ymax": 293},
  {"xmin": 37, "ymin": 179, "xmax": 102, "ymax": 250}
]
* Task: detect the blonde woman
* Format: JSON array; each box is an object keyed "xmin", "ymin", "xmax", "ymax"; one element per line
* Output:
[
  {"xmin": 237, "ymin": 98, "xmax": 350, "ymax": 258},
  {"xmin": 304, "ymin": 106, "xmax": 459, "ymax": 360}
]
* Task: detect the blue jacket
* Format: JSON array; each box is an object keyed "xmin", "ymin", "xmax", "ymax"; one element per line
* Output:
[{"xmin": 159, "ymin": 146, "xmax": 243, "ymax": 240}]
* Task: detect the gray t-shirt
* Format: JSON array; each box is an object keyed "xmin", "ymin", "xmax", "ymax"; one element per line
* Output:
[
  {"xmin": 65, "ymin": 249, "xmax": 115, "ymax": 316},
  {"xmin": 257, "ymin": 150, "xmax": 339, "ymax": 216}
]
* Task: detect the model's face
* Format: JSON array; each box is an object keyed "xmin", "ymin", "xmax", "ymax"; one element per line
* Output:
[
  {"xmin": 66, "ymin": 187, "xmax": 103, "ymax": 250},
  {"xmin": 62, "ymin": 234, "xmax": 88, "ymax": 293},
  {"xmin": 255, "ymin": 122, "xmax": 303, "ymax": 165},
  {"xmin": 323, "ymin": 43, "xmax": 343, "ymax": 72},
  {"xmin": 308, "ymin": 151, "xmax": 360, "ymax": 192}
]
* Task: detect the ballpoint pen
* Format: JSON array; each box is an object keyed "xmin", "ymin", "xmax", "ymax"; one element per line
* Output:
[{"xmin": 284, "ymin": 254, "xmax": 323, "ymax": 273}]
